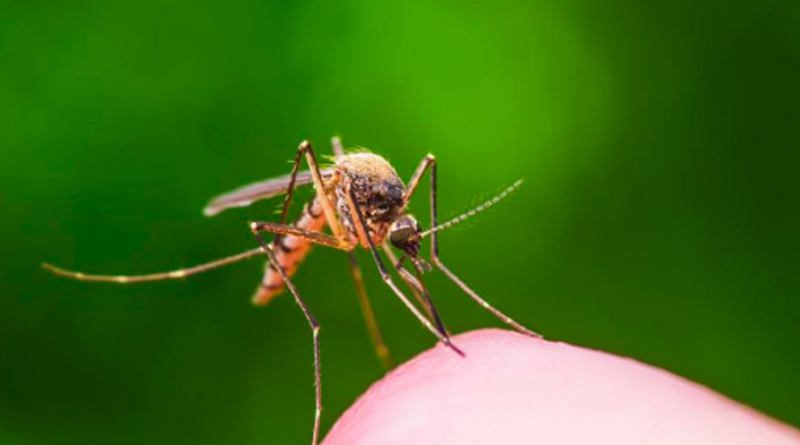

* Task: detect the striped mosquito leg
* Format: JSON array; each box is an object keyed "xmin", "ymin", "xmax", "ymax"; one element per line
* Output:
[
  {"xmin": 42, "ymin": 247, "xmax": 264, "ymax": 283},
  {"xmin": 426, "ymin": 160, "xmax": 543, "ymax": 339},
  {"xmin": 250, "ymin": 226, "xmax": 323, "ymax": 445},
  {"xmin": 345, "ymin": 186, "xmax": 463, "ymax": 356}
]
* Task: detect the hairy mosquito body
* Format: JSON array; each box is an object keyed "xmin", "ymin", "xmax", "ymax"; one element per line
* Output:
[
  {"xmin": 334, "ymin": 153, "xmax": 406, "ymax": 247},
  {"xmin": 42, "ymin": 137, "xmax": 538, "ymax": 445}
]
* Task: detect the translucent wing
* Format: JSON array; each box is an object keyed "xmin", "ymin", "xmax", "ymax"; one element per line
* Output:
[{"xmin": 204, "ymin": 169, "xmax": 332, "ymax": 217}]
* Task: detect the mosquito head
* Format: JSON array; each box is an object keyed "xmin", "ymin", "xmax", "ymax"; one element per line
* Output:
[{"xmin": 389, "ymin": 215, "xmax": 422, "ymax": 257}]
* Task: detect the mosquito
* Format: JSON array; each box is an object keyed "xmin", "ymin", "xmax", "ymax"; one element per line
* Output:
[{"xmin": 42, "ymin": 137, "xmax": 541, "ymax": 445}]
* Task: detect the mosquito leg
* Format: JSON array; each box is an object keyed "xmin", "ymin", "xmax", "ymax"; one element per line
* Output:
[
  {"xmin": 251, "ymin": 227, "xmax": 323, "ymax": 445},
  {"xmin": 345, "ymin": 186, "xmax": 463, "ymax": 356},
  {"xmin": 297, "ymin": 140, "xmax": 348, "ymax": 242},
  {"xmin": 42, "ymin": 247, "xmax": 264, "ymax": 283},
  {"xmin": 402, "ymin": 154, "xmax": 435, "ymax": 209},
  {"xmin": 346, "ymin": 252, "xmax": 394, "ymax": 370},
  {"xmin": 276, "ymin": 141, "xmax": 306, "ymax": 227},
  {"xmin": 250, "ymin": 221, "xmax": 351, "ymax": 251},
  {"xmin": 424, "ymin": 158, "xmax": 543, "ymax": 338}
]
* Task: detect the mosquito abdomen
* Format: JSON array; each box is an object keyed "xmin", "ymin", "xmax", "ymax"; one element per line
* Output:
[{"xmin": 253, "ymin": 197, "xmax": 327, "ymax": 305}]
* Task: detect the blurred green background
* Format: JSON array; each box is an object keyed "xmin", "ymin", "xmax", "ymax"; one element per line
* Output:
[{"xmin": 2, "ymin": 1, "xmax": 799, "ymax": 443}]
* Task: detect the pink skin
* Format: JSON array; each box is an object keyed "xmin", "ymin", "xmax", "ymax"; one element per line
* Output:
[{"xmin": 323, "ymin": 329, "xmax": 800, "ymax": 445}]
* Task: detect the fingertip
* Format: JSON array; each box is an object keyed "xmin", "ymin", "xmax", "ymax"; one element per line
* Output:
[{"xmin": 323, "ymin": 329, "xmax": 800, "ymax": 445}]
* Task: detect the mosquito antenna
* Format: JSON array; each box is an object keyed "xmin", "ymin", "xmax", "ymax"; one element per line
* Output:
[
  {"xmin": 420, "ymin": 179, "xmax": 523, "ymax": 238},
  {"xmin": 42, "ymin": 247, "xmax": 264, "ymax": 283}
]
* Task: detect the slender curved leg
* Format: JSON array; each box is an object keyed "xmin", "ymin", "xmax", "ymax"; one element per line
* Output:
[
  {"xmin": 407, "ymin": 155, "xmax": 543, "ymax": 338},
  {"xmin": 41, "ymin": 247, "xmax": 264, "ymax": 283},
  {"xmin": 249, "ymin": 141, "xmax": 352, "ymax": 445},
  {"xmin": 402, "ymin": 154, "xmax": 435, "ymax": 210},
  {"xmin": 250, "ymin": 227, "xmax": 323, "ymax": 445}
]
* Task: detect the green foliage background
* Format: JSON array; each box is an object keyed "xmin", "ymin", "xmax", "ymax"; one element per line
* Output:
[{"xmin": 2, "ymin": 1, "xmax": 798, "ymax": 443}]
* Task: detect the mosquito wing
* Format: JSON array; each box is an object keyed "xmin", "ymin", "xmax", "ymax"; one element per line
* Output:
[{"xmin": 204, "ymin": 169, "xmax": 331, "ymax": 217}]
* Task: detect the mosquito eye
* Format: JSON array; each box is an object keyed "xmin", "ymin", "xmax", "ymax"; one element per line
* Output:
[
  {"xmin": 390, "ymin": 227, "xmax": 413, "ymax": 246},
  {"xmin": 389, "ymin": 216, "xmax": 421, "ymax": 251}
]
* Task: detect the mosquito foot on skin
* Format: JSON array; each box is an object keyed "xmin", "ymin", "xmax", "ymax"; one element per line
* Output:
[{"xmin": 522, "ymin": 329, "xmax": 545, "ymax": 339}]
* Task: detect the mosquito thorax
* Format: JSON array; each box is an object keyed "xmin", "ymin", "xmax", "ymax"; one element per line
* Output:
[
  {"xmin": 335, "ymin": 153, "xmax": 406, "ymax": 246},
  {"xmin": 389, "ymin": 215, "xmax": 422, "ymax": 256}
]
